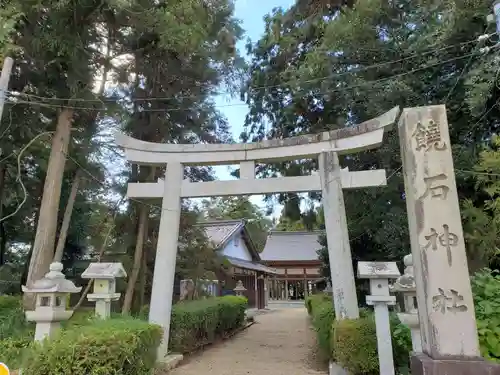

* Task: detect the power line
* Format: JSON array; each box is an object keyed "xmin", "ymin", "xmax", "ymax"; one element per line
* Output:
[
  {"xmin": 5, "ymin": 51, "xmax": 489, "ymax": 114},
  {"xmin": 456, "ymin": 169, "xmax": 500, "ymax": 177},
  {"xmin": 6, "ymin": 34, "xmax": 495, "ymax": 107},
  {"xmin": 444, "ymin": 27, "xmax": 491, "ymax": 103}
]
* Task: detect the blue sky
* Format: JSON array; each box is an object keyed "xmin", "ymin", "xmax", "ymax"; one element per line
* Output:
[{"xmin": 212, "ymin": 0, "xmax": 295, "ymax": 216}]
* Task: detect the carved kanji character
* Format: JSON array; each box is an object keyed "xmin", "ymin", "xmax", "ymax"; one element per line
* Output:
[
  {"xmin": 424, "ymin": 224, "xmax": 458, "ymax": 266},
  {"xmin": 421, "ymin": 174, "xmax": 450, "ymax": 200},
  {"xmin": 432, "ymin": 288, "xmax": 468, "ymax": 314}
]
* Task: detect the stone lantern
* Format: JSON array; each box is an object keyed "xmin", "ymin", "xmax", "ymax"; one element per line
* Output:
[
  {"xmin": 81, "ymin": 262, "xmax": 127, "ymax": 319},
  {"xmin": 22, "ymin": 262, "xmax": 81, "ymax": 341},
  {"xmin": 390, "ymin": 253, "xmax": 422, "ymax": 353},
  {"xmin": 233, "ymin": 280, "xmax": 246, "ymax": 296}
]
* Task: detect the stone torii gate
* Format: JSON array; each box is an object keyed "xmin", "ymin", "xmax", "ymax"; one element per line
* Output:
[{"xmin": 115, "ymin": 106, "xmax": 400, "ymax": 360}]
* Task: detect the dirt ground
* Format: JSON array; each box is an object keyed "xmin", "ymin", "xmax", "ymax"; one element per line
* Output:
[{"xmin": 168, "ymin": 307, "xmax": 328, "ymax": 375}]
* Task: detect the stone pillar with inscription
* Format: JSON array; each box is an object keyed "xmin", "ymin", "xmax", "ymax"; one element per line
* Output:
[{"xmin": 399, "ymin": 105, "xmax": 500, "ymax": 375}]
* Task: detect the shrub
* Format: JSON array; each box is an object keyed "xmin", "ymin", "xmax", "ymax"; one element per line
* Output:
[
  {"xmin": 332, "ymin": 317, "xmax": 379, "ymax": 374},
  {"xmin": 169, "ymin": 295, "xmax": 247, "ymax": 353},
  {"xmin": 61, "ymin": 309, "xmax": 97, "ymax": 329},
  {"xmin": 305, "ymin": 293, "xmax": 331, "ymax": 315},
  {"xmin": 306, "ymin": 293, "xmax": 411, "ymax": 374},
  {"xmin": 471, "ymin": 268, "xmax": 500, "ymax": 362},
  {"xmin": 21, "ymin": 317, "xmax": 162, "ymax": 375},
  {"xmin": 0, "ymin": 295, "xmax": 34, "ymax": 342},
  {"xmin": 0, "ymin": 336, "xmax": 32, "ymax": 370},
  {"xmin": 305, "ymin": 293, "xmax": 336, "ymax": 357},
  {"xmin": 390, "ymin": 313, "xmax": 412, "ymax": 374},
  {"xmin": 312, "ymin": 300, "xmax": 335, "ymax": 356}
]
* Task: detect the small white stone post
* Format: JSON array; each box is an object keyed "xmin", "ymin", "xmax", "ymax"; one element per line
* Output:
[
  {"xmin": 358, "ymin": 261, "xmax": 401, "ymax": 375},
  {"xmin": 81, "ymin": 262, "xmax": 127, "ymax": 319},
  {"xmin": 390, "ymin": 254, "xmax": 422, "ymax": 353},
  {"xmin": 22, "ymin": 262, "xmax": 81, "ymax": 341},
  {"xmin": 319, "ymin": 152, "xmax": 359, "ymax": 319}
]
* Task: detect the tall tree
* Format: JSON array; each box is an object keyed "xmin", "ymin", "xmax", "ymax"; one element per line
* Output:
[{"xmin": 243, "ymin": 0, "xmax": 498, "ymax": 275}]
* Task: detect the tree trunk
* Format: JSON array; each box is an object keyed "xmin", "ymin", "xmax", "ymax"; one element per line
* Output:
[
  {"xmin": 138, "ymin": 250, "xmax": 147, "ymax": 308},
  {"xmin": 122, "ymin": 199, "xmax": 150, "ymax": 314},
  {"xmin": 122, "ymin": 166, "xmax": 155, "ymax": 314},
  {"xmin": 53, "ymin": 170, "xmax": 82, "ymax": 262},
  {"xmin": 25, "ymin": 108, "xmax": 74, "ymax": 307},
  {"xmin": 0, "ymin": 165, "xmax": 6, "ymax": 266}
]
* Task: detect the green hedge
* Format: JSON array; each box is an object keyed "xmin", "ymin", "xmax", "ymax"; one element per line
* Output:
[
  {"xmin": 305, "ymin": 293, "xmax": 336, "ymax": 357},
  {"xmin": 307, "ymin": 269, "xmax": 500, "ymax": 374},
  {"xmin": 0, "ymin": 295, "xmax": 248, "ymax": 371},
  {"xmin": 332, "ymin": 317, "xmax": 379, "ymax": 374},
  {"xmin": 305, "ymin": 293, "xmax": 411, "ymax": 374},
  {"xmin": 21, "ymin": 317, "xmax": 162, "ymax": 375},
  {"xmin": 169, "ymin": 295, "xmax": 248, "ymax": 353}
]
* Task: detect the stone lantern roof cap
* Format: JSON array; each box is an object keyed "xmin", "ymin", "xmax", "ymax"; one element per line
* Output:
[
  {"xmin": 81, "ymin": 262, "xmax": 127, "ymax": 279},
  {"xmin": 22, "ymin": 262, "xmax": 81, "ymax": 293}
]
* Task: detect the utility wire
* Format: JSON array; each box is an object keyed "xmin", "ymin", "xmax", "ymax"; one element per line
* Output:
[
  {"xmin": 5, "ymin": 51, "xmax": 488, "ymax": 114},
  {"xmin": 6, "ymin": 34, "xmax": 495, "ymax": 105},
  {"xmin": 456, "ymin": 169, "xmax": 500, "ymax": 178},
  {"xmin": 444, "ymin": 27, "xmax": 492, "ymax": 103},
  {"xmin": 0, "ymin": 131, "xmax": 54, "ymax": 224}
]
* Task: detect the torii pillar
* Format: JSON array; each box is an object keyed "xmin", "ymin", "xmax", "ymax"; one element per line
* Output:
[{"xmin": 320, "ymin": 151, "xmax": 359, "ymax": 319}]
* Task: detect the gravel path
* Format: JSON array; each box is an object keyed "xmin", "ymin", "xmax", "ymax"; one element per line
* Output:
[{"xmin": 169, "ymin": 307, "xmax": 327, "ymax": 375}]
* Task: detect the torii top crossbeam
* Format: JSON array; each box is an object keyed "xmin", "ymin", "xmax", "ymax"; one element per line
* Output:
[{"xmin": 115, "ymin": 107, "xmax": 400, "ymax": 166}]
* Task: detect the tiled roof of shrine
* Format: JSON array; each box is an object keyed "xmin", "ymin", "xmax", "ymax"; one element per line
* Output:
[{"xmin": 260, "ymin": 231, "xmax": 322, "ymax": 262}]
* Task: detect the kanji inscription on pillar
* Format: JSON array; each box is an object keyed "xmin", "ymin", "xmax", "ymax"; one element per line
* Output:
[
  {"xmin": 412, "ymin": 119, "xmax": 447, "ymax": 152},
  {"xmin": 399, "ymin": 105, "xmax": 480, "ymax": 358},
  {"xmin": 419, "ymin": 173, "xmax": 449, "ymax": 200},
  {"xmin": 423, "ymin": 224, "xmax": 459, "ymax": 266},
  {"xmin": 432, "ymin": 288, "xmax": 468, "ymax": 314}
]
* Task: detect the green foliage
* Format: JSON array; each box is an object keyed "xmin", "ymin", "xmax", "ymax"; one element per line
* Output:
[
  {"xmin": 471, "ymin": 269, "xmax": 500, "ymax": 362},
  {"xmin": 0, "ymin": 336, "xmax": 32, "ymax": 370},
  {"xmin": 332, "ymin": 313, "xmax": 411, "ymax": 375},
  {"xmin": 389, "ymin": 314, "xmax": 412, "ymax": 375},
  {"xmin": 169, "ymin": 295, "xmax": 248, "ymax": 353},
  {"xmin": 306, "ymin": 294, "xmax": 412, "ymax": 374},
  {"xmin": 176, "ymin": 208, "xmax": 229, "ymax": 285},
  {"xmin": 305, "ymin": 293, "xmax": 331, "ymax": 314},
  {"xmin": 305, "ymin": 293, "xmax": 335, "ymax": 357},
  {"xmin": 244, "ymin": 0, "xmax": 500, "ymax": 277},
  {"xmin": 21, "ymin": 317, "xmax": 163, "ymax": 375},
  {"xmin": 307, "ymin": 269, "xmax": 500, "ymax": 374},
  {"xmin": 462, "ymin": 136, "xmax": 500, "ymax": 271},
  {"xmin": 0, "ymin": 296, "xmax": 34, "ymax": 368},
  {"xmin": 332, "ymin": 317, "xmax": 379, "ymax": 374},
  {"xmin": 0, "ymin": 296, "xmax": 33, "ymax": 339}
]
